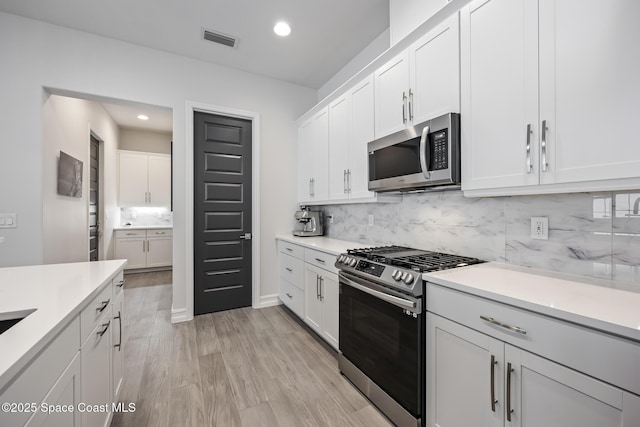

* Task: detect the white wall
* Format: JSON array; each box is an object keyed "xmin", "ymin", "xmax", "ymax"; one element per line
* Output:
[
  {"xmin": 0, "ymin": 11, "xmax": 317, "ymax": 320},
  {"xmin": 317, "ymin": 29, "xmax": 390, "ymax": 102},
  {"xmin": 119, "ymin": 128, "xmax": 172, "ymax": 154},
  {"xmin": 42, "ymin": 94, "xmax": 120, "ymax": 263},
  {"xmin": 390, "ymin": 0, "xmax": 446, "ymax": 45}
]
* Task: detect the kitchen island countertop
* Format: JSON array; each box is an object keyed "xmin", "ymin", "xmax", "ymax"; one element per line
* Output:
[{"xmin": 0, "ymin": 260, "xmax": 127, "ymax": 391}]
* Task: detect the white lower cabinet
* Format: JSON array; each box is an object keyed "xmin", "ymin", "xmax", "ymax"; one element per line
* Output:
[
  {"xmin": 276, "ymin": 239, "xmax": 339, "ymax": 350},
  {"xmin": 426, "ymin": 284, "xmax": 640, "ymax": 427},
  {"xmin": 25, "ymin": 353, "xmax": 82, "ymax": 427},
  {"xmin": 81, "ymin": 306, "xmax": 112, "ymax": 427},
  {"xmin": 304, "ymin": 263, "xmax": 339, "ymax": 350},
  {"xmin": 115, "ymin": 229, "xmax": 172, "ymax": 270}
]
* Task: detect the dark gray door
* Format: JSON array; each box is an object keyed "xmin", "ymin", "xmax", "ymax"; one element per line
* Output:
[
  {"xmin": 194, "ymin": 112, "xmax": 252, "ymax": 315},
  {"xmin": 89, "ymin": 135, "xmax": 99, "ymax": 262}
]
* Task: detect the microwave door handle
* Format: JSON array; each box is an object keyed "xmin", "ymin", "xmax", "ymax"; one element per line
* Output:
[{"xmin": 419, "ymin": 125, "xmax": 431, "ymax": 179}]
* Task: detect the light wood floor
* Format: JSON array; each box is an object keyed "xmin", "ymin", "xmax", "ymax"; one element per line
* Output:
[{"xmin": 111, "ymin": 277, "xmax": 393, "ymax": 427}]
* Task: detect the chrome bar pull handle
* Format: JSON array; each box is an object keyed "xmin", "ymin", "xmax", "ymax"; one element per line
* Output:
[
  {"xmin": 319, "ymin": 276, "xmax": 324, "ymax": 301},
  {"xmin": 490, "ymin": 355, "xmax": 498, "ymax": 412},
  {"xmin": 526, "ymin": 124, "xmax": 533, "ymax": 173},
  {"xmin": 541, "ymin": 120, "xmax": 549, "ymax": 172},
  {"xmin": 316, "ymin": 275, "xmax": 321, "ymax": 299},
  {"xmin": 285, "ymin": 267, "xmax": 293, "ymax": 272},
  {"xmin": 114, "ymin": 311, "xmax": 122, "ymax": 350},
  {"xmin": 347, "ymin": 170, "xmax": 352, "ymax": 193},
  {"xmin": 97, "ymin": 320, "xmax": 110, "ymax": 338},
  {"xmin": 480, "ymin": 315, "xmax": 527, "ymax": 335},
  {"xmin": 285, "ymin": 293, "xmax": 293, "ymax": 299},
  {"xmin": 506, "ymin": 362, "xmax": 514, "ymax": 422},
  {"xmin": 344, "ymin": 170, "xmax": 347, "ymax": 193},
  {"xmin": 96, "ymin": 299, "xmax": 110, "ymax": 313},
  {"xmin": 408, "ymin": 88, "xmax": 414, "ymax": 121},
  {"xmin": 402, "ymin": 91, "xmax": 407, "ymax": 123}
]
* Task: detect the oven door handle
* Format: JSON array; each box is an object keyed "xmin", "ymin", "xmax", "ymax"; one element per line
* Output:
[
  {"xmin": 340, "ymin": 274, "xmax": 417, "ymax": 311},
  {"xmin": 419, "ymin": 124, "xmax": 431, "ymax": 179}
]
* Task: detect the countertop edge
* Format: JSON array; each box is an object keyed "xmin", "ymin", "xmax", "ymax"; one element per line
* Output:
[
  {"xmin": 0, "ymin": 260, "xmax": 127, "ymax": 392},
  {"xmin": 275, "ymin": 234, "xmax": 362, "ymax": 255},
  {"xmin": 423, "ymin": 263, "xmax": 640, "ymax": 343}
]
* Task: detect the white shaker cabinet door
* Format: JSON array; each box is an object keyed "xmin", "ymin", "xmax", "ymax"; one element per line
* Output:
[
  {"xmin": 461, "ymin": 0, "xmax": 539, "ymax": 191},
  {"xmin": 538, "ymin": 0, "xmax": 640, "ymax": 185},
  {"xmin": 146, "ymin": 237, "xmax": 173, "ymax": 267},
  {"xmin": 304, "ymin": 265, "xmax": 323, "ymax": 334},
  {"xmin": 147, "ymin": 154, "xmax": 171, "ymax": 207},
  {"xmin": 115, "ymin": 238, "xmax": 147, "ymax": 270},
  {"xmin": 328, "ymin": 94, "xmax": 350, "ymax": 201},
  {"xmin": 426, "ymin": 313, "xmax": 503, "ymax": 427},
  {"xmin": 410, "ymin": 13, "xmax": 461, "ymax": 124},
  {"xmin": 81, "ymin": 309, "xmax": 112, "ymax": 427},
  {"xmin": 348, "ymin": 75, "xmax": 376, "ymax": 200},
  {"xmin": 375, "ymin": 50, "xmax": 410, "ymax": 138},
  {"xmin": 506, "ymin": 344, "xmax": 640, "ymax": 427},
  {"xmin": 320, "ymin": 272, "xmax": 339, "ymax": 350},
  {"xmin": 118, "ymin": 152, "xmax": 148, "ymax": 206}
]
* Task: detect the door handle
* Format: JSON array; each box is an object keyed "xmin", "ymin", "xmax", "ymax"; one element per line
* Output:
[
  {"xmin": 114, "ymin": 311, "xmax": 122, "ymax": 350},
  {"xmin": 490, "ymin": 355, "xmax": 498, "ymax": 412},
  {"xmin": 419, "ymin": 125, "xmax": 431, "ymax": 179},
  {"xmin": 526, "ymin": 124, "xmax": 533, "ymax": 173},
  {"xmin": 408, "ymin": 88, "xmax": 414, "ymax": 121},
  {"xmin": 239, "ymin": 233, "xmax": 252, "ymax": 240},
  {"xmin": 344, "ymin": 170, "xmax": 347, "ymax": 194}
]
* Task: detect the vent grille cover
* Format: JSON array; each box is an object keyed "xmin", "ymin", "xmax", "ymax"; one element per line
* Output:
[{"xmin": 202, "ymin": 29, "xmax": 238, "ymax": 48}]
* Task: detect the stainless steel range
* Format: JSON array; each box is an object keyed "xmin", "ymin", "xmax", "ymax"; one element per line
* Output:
[{"xmin": 336, "ymin": 246, "xmax": 484, "ymax": 427}]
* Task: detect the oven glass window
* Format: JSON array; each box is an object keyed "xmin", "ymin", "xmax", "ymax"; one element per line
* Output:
[
  {"xmin": 369, "ymin": 135, "xmax": 422, "ymax": 181},
  {"xmin": 339, "ymin": 282, "xmax": 422, "ymax": 417}
]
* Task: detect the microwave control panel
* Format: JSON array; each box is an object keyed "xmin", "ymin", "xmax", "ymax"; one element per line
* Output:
[{"xmin": 431, "ymin": 129, "xmax": 448, "ymax": 170}]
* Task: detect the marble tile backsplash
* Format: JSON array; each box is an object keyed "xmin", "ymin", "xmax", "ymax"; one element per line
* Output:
[
  {"xmin": 120, "ymin": 207, "xmax": 173, "ymax": 227},
  {"xmin": 320, "ymin": 190, "xmax": 640, "ymax": 287}
]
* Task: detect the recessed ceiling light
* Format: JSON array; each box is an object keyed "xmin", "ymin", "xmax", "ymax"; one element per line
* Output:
[
  {"xmin": 137, "ymin": 114, "xmax": 149, "ymax": 121},
  {"xmin": 274, "ymin": 22, "xmax": 291, "ymax": 37}
]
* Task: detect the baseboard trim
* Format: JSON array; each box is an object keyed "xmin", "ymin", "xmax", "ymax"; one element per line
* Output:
[
  {"xmin": 171, "ymin": 307, "xmax": 192, "ymax": 324},
  {"xmin": 256, "ymin": 294, "xmax": 281, "ymax": 309}
]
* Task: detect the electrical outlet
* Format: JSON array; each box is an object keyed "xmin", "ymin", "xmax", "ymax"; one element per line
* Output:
[
  {"xmin": 0, "ymin": 214, "xmax": 17, "ymax": 229},
  {"xmin": 368, "ymin": 214, "xmax": 374, "ymax": 227},
  {"xmin": 531, "ymin": 217, "xmax": 549, "ymax": 240}
]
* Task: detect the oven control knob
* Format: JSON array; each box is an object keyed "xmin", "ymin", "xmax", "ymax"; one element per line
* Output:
[
  {"xmin": 392, "ymin": 270, "xmax": 402, "ymax": 281},
  {"xmin": 338, "ymin": 255, "xmax": 346, "ymax": 264},
  {"xmin": 403, "ymin": 273, "xmax": 415, "ymax": 285},
  {"xmin": 349, "ymin": 258, "xmax": 357, "ymax": 267}
]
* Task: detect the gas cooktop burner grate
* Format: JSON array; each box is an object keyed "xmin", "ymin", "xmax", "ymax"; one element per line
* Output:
[
  {"xmin": 391, "ymin": 253, "xmax": 485, "ymax": 272},
  {"xmin": 345, "ymin": 246, "xmax": 484, "ymax": 272}
]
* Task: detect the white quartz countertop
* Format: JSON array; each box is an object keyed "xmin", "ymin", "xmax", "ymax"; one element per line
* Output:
[
  {"xmin": 275, "ymin": 234, "xmax": 363, "ymax": 255},
  {"xmin": 0, "ymin": 260, "xmax": 127, "ymax": 391},
  {"xmin": 114, "ymin": 225, "xmax": 172, "ymax": 230},
  {"xmin": 423, "ymin": 262, "xmax": 640, "ymax": 342}
]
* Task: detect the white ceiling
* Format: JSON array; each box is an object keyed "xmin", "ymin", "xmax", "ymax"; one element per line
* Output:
[
  {"xmin": 101, "ymin": 102, "xmax": 173, "ymax": 133},
  {"xmin": 0, "ymin": 0, "xmax": 390, "ymax": 89}
]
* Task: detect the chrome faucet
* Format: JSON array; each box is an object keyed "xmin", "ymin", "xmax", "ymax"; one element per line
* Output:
[{"xmin": 633, "ymin": 196, "xmax": 640, "ymax": 215}]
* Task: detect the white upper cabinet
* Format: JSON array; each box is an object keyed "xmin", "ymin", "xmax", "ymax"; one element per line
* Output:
[
  {"xmin": 328, "ymin": 75, "xmax": 377, "ymax": 202},
  {"xmin": 538, "ymin": 0, "xmax": 640, "ymax": 186},
  {"xmin": 375, "ymin": 51, "xmax": 411, "ymax": 138},
  {"xmin": 298, "ymin": 107, "xmax": 329, "ymax": 203},
  {"xmin": 376, "ymin": 13, "xmax": 461, "ymax": 139},
  {"xmin": 462, "ymin": 0, "xmax": 640, "ymax": 195},
  {"xmin": 328, "ymin": 94, "xmax": 351, "ymax": 201},
  {"xmin": 118, "ymin": 151, "xmax": 171, "ymax": 207}
]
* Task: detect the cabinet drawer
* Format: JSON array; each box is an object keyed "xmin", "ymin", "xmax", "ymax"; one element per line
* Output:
[
  {"xmin": 278, "ymin": 240, "xmax": 304, "ymax": 259},
  {"xmin": 80, "ymin": 284, "xmax": 112, "ymax": 345},
  {"xmin": 147, "ymin": 228, "xmax": 172, "ymax": 237},
  {"xmin": 304, "ymin": 248, "xmax": 338, "ymax": 274},
  {"xmin": 115, "ymin": 229, "xmax": 146, "ymax": 238},
  {"xmin": 112, "ymin": 269, "xmax": 125, "ymax": 300},
  {"xmin": 426, "ymin": 283, "xmax": 640, "ymax": 396},
  {"xmin": 279, "ymin": 278, "xmax": 304, "ymax": 319},
  {"xmin": 0, "ymin": 316, "xmax": 80, "ymax": 427},
  {"xmin": 279, "ymin": 253, "xmax": 304, "ymax": 289}
]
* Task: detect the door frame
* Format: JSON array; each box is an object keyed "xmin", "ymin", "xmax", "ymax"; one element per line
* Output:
[
  {"xmin": 183, "ymin": 101, "xmax": 261, "ymax": 321},
  {"xmin": 89, "ymin": 129, "xmax": 104, "ymax": 261}
]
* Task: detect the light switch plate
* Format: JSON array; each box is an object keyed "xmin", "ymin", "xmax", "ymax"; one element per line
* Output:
[{"xmin": 0, "ymin": 214, "xmax": 16, "ymax": 229}]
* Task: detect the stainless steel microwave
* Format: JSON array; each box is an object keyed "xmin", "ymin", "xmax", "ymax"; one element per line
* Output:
[{"xmin": 368, "ymin": 113, "xmax": 460, "ymax": 192}]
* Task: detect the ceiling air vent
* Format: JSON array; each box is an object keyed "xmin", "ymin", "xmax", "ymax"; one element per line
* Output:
[{"xmin": 202, "ymin": 28, "xmax": 238, "ymax": 48}]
